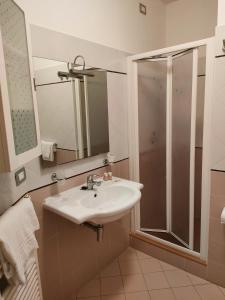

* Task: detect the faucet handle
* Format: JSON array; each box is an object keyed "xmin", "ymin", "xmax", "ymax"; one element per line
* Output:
[
  {"xmin": 93, "ymin": 174, "xmax": 102, "ymax": 185},
  {"xmin": 86, "ymin": 174, "xmax": 102, "ymax": 190},
  {"xmin": 87, "ymin": 174, "xmax": 100, "ymax": 181}
]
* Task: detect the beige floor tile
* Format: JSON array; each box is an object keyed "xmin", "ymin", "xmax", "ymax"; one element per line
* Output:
[
  {"xmin": 136, "ymin": 250, "xmax": 152, "ymax": 260},
  {"xmin": 77, "ymin": 298, "xmax": 100, "ymax": 300},
  {"xmin": 173, "ymin": 286, "xmax": 201, "ymax": 300},
  {"xmin": 160, "ymin": 261, "xmax": 177, "ymax": 271},
  {"xmin": 186, "ymin": 273, "xmax": 208, "ymax": 285},
  {"xmin": 119, "ymin": 259, "xmax": 142, "ymax": 275},
  {"xmin": 101, "ymin": 295, "xmax": 126, "ymax": 300},
  {"xmin": 164, "ymin": 270, "xmax": 192, "ymax": 287},
  {"xmin": 101, "ymin": 276, "xmax": 124, "ymax": 295},
  {"xmin": 101, "ymin": 260, "xmax": 121, "ymax": 277},
  {"xmin": 77, "ymin": 248, "xmax": 225, "ymax": 300},
  {"xmin": 122, "ymin": 274, "xmax": 147, "ymax": 293},
  {"xmin": 139, "ymin": 258, "xmax": 162, "ymax": 273},
  {"xmin": 119, "ymin": 247, "xmax": 138, "ymax": 261},
  {"xmin": 219, "ymin": 286, "xmax": 225, "ymax": 295},
  {"xmin": 144, "ymin": 272, "xmax": 170, "ymax": 290},
  {"xmin": 195, "ymin": 284, "xmax": 225, "ymax": 300},
  {"xmin": 125, "ymin": 291, "xmax": 150, "ymax": 300},
  {"xmin": 150, "ymin": 288, "xmax": 176, "ymax": 300},
  {"xmin": 77, "ymin": 279, "xmax": 101, "ymax": 298}
]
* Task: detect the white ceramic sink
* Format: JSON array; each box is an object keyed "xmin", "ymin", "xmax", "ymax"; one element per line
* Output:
[{"xmin": 44, "ymin": 177, "xmax": 143, "ymax": 224}]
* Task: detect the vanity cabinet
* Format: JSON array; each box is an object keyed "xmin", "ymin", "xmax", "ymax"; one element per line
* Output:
[{"xmin": 0, "ymin": 0, "xmax": 41, "ymax": 172}]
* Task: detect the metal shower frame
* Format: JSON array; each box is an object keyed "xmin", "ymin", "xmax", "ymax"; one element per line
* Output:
[{"xmin": 127, "ymin": 38, "xmax": 215, "ymax": 260}]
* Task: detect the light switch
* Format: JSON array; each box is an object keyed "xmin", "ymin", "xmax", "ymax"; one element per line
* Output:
[
  {"xmin": 15, "ymin": 167, "xmax": 26, "ymax": 186},
  {"xmin": 139, "ymin": 3, "xmax": 147, "ymax": 15}
]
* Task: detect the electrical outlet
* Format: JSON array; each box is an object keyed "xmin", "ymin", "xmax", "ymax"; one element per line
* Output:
[
  {"xmin": 139, "ymin": 3, "xmax": 147, "ymax": 15},
  {"xmin": 15, "ymin": 167, "xmax": 26, "ymax": 186}
]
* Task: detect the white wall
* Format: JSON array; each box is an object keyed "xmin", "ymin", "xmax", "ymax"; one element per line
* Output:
[
  {"xmin": 0, "ymin": 24, "xmax": 130, "ymax": 214},
  {"xmin": 217, "ymin": 0, "xmax": 225, "ymax": 26},
  {"xmin": 165, "ymin": 0, "xmax": 218, "ymax": 46},
  {"xmin": 16, "ymin": 0, "xmax": 166, "ymax": 54},
  {"xmin": 210, "ymin": 0, "xmax": 225, "ymax": 170}
]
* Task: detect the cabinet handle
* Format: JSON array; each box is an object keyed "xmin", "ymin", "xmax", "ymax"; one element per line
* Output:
[{"xmin": 223, "ymin": 39, "xmax": 225, "ymax": 52}]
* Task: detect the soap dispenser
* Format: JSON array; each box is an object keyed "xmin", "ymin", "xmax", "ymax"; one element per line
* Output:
[{"xmin": 107, "ymin": 152, "xmax": 115, "ymax": 179}]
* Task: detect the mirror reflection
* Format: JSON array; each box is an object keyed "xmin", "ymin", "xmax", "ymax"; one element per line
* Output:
[{"xmin": 33, "ymin": 57, "xmax": 109, "ymax": 165}]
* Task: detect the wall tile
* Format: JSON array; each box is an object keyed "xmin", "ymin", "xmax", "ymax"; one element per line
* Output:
[
  {"xmin": 42, "ymin": 235, "xmax": 62, "ymax": 300},
  {"xmin": 207, "ymin": 260, "xmax": 225, "ymax": 287},
  {"xmin": 29, "ymin": 160, "xmax": 130, "ymax": 299},
  {"xmin": 211, "ymin": 171, "xmax": 225, "ymax": 197},
  {"xmin": 210, "ymin": 196, "xmax": 225, "ymax": 219},
  {"xmin": 209, "ymin": 217, "xmax": 225, "ymax": 245},
  {"xmin": 183, "ymin": 260, "xmax": 208, "ymax": 280},
  {"xmin": 130, "ymin": 170, "xmax": 225, "ymax": 289},
  {"xmin": 208, "ymin": 241, "xmax": 225, "ymax": 266}
]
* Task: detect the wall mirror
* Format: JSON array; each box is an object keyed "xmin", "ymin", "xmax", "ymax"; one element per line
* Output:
[{"xmin": 33, "ymin": 57, "xmax": 109, "ymax": 165}]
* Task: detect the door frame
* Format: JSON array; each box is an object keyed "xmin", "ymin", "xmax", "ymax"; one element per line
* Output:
[{"xmin": 127, "ymin": 38, "xmax": 215, "ymax": 260}]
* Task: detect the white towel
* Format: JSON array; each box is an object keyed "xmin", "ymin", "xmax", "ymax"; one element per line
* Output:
[
  {"xmin": 0, "ymin": 197, "xmax": 39, "ymax": 285},
  {"xmin": 41, "ymin": 140, "xmax": 55, "ymax": 161}
]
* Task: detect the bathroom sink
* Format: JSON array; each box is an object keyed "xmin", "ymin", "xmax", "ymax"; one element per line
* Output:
[{"xmin": 44, "ymin": 177, "xmax": 143, "ymax": 224}]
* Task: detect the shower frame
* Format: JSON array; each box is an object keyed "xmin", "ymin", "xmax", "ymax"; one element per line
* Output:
[{"xmin": 127, "ymin": 38, "xmax": 214, "ymax": 260}]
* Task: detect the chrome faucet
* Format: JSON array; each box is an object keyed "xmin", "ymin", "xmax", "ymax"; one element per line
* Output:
[{"xmin": 87, "ymin": 174, "xmax": 102, "ymax": 190}]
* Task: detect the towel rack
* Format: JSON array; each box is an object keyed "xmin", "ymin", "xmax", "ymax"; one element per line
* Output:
[
  {"xmin": 1, "ymin": 254, "xmax": 43, "ymax": 300},
  {"xmin": 0, "ymin": 197, "xmax": 43, "ymax": 299},
  {"xmin": 53, "ymin": 143, "xmax": 57, "ymax": 152},
  {"xmin": 0, "ymin": 272, "xmax": 8, "ymax": 297}
]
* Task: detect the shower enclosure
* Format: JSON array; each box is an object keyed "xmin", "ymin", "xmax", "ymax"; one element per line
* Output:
[{"xmin": 128, "ymin": 39, "xmax": 214, "ymax": 259}]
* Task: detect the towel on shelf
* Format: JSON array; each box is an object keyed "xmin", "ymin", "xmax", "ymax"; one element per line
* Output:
[
  {"xmin": 41, "ymin": 140, "xmax": 56, "ymax": 161},
  {"xmin": 0, "ymin": 197, "xmax": 40, "ymax": 285}
]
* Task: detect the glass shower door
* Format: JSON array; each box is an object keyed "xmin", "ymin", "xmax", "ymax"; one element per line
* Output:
[
  {"xmin": 138, "ymin": 60, "xmax": 167, "ymax": 232},
  {"xmin": 170, "ymin": 52, "xmax": 192, "ymax": 247},
  {"xmin": 170, "ymin": 50, "xmax": 197, "ymax": 249},
  {"xmin": 137, "ymin": 48, "xmax": 198, "ymax": 250}
]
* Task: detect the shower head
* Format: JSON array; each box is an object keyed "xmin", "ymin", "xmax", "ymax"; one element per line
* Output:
[
  {"xmin": 57, "ymin": 70, "xmax": 94, "ymax": 80},
  {"xmin": 57, "ymin": 55, "xmax": 94, "ymax": 80}
]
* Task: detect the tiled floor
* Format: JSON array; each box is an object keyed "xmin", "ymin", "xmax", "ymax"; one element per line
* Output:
[{"xmin": 76, "ymin": 247, "xmax": 225, "ymax": 300}]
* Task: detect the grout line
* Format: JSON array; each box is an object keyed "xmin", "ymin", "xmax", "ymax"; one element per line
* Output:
[
  {"xmin": 171, "ymin": 287, "xmax": 179, "ymax": 300},
  {"xmin": 193, "ymin": 284, "xmax": 206, "ymax": 300},
  {"xmin": 99, "ymin": 271, "xmax": 103, "ymax": 299},
  {"xmin": 119, "ymin": 260, "xmax": 126, "ymax": 296},
  {"xmin": 81, "ymin": 248, "xmax": 225, "ymax": 299},
  {"xmin": 147, "ymin": 289, "xmax": 152, "ymax": 300}
]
